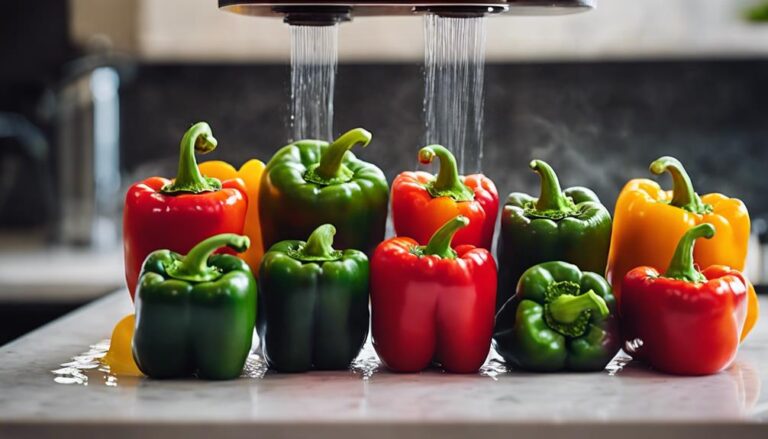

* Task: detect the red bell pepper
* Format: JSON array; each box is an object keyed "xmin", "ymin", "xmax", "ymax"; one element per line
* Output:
[
  {"xmin": 123, "ymin": 122, "xmax": 247, "ymax": 299},
  {"xmin": 621, "ymin": 223, "xmax": 748, "ymax": 375},
  {"xmin": 371, "ymin": 215, "xmax": 497, "ymax": 373},
  {"xmin": 391, "ymin": 145, "xmax": 498, "ymax": 249}
]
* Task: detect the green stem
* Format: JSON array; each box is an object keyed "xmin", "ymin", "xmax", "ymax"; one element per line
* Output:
[
  {"xmin": 530, "ymin": 160, "xmax": 573, "ymax": 213},
  {"xmin": 166, "ymin": 234, "xmax": 250, "ymax": 283},
  {"xmin": 293, "ymin": 224, "xmax": 342, "ymax": 262},
  {"xmin": 304, "ymin": 128, "xmax": 371, "ymax": 185},
  {"xmin": 161, "ymin": 122, "xmax": 222, "ymax": 194},
  {"xmin": 649, "ymin": 156, "xmax": 711, "ymax": 214},
  {"xmin": 548, "ymin": 290, "xmax": 609, "ymax": 324},
  {"xmin": 419, "ymin": 145, "xmax": 474, "ymax": 202},
  {"xmin": 663, "ymin": 223, "xmax": 715, "ymax": 283},
  {"xmin": 421, "ymin": 215, "xmax": 470, "ymax": 259}
]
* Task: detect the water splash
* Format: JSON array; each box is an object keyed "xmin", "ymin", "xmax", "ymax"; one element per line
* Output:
[
  {"xmin": 350, "ymin": 336, "xmax": 380, "ymax": 380},
  {"xmin": 350, "ymin": 339, "xmax": 511, "ymax": 379},
  {"xmin": 52, "ymin": 339, "xmax": 112, "ymax": 386},
  {"xmin": 242, "ymin": 351, "xmax": 269, "ymax": 379},
  {"xmin": 606, "ymin": 351, "xmax": 634, "ymax": 376},
  {"xmin": 423, "ymin": 14, "xmax": 488, "ymax": 174},
  {"xmin": 53, "ymin": 340, "xmax": 267, "ymax": 384},
  {"xmin": 290, "ymin": 24, "xmax": 338, "ymax": 142},
  {"xmin": 479, "ymin": 349, "xmax": 509, "ymax": 380}
]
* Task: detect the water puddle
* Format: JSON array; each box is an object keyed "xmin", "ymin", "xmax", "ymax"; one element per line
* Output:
[
  {"xmin": 55, "ymin": 339, "xmax": 631, "ymax": 382},
  {"xmin": 350, "ymin": 338, "xmax": 511, "ymax": 380},
  {"xmin": 51, "ymin": 339, "xmax": 114, "ymax": 386},
  {"xmin": 53, "ymin": 339, "xmax": 268, "ymax": 386}
]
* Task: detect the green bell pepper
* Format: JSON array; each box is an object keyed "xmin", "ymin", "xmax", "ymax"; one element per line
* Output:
[
  {"xmin": 132, "ymin": 233, "xmax": 257, "ymax": 380},
  {"xmin": 493, "ymin": 261, "xmax": 620, "ymax": 372},
  {"xmin": 496, "ymin": 160, "xmax": 611, "ymax": 311},
  {"xmin": 258, "ymin": 128, "xmax": 389, "ymax": 255},
  {"xmin": 258, "ymin": 224, "xmax": 369, "ymax": 372}
]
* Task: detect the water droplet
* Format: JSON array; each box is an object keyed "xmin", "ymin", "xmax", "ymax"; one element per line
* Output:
[{"xmin": 624, "ymin": 338, "xmax": 643, "ymax": 354}]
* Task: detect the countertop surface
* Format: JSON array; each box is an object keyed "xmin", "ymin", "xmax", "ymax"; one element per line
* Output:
[
  {"xmin": 0, "ymin": 291, "xmax": 766, "ymax": 439},
  {"xmin": 0, "ymin": 245, "xmax": 122, "ymax": 302}
]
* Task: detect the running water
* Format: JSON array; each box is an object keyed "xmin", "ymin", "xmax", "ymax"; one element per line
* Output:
[
  {"xmin": 423, "ymin": 15, "xmax": 488, "ymax": 174},
  {"xmin": 290, "ymin": 25, "xmax": 339, "ymax": 142}
]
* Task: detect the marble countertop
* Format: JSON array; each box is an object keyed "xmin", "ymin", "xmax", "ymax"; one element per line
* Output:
[
  {"xmin": 0, "ymin": 291, "xmax": 766, "ymax": 439},
  {"xmin": 0, "ymin": 246, "xmax": 123, "ymax": 302}
]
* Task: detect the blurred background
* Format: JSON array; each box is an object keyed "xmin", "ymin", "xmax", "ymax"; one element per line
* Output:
[{"xmin": 2, "ymin": 0, "xmax": 768, "ymax": 343}]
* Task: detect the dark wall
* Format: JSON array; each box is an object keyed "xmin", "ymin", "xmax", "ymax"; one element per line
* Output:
[
  {"xmin": 122, "ymin": 61, "xmax": 768, "ymax": 218},
  {"xmin": 0, "ymin": 0, "xmax": 78, "ymax": 226}
]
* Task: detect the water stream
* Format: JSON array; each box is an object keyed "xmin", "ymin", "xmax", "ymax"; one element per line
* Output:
[
  {"xmin": 423, "ymin": 15, "xmax": 488, "ymax": 174},
  {"xmin": 289, "ymin": 24, "xmax": 339, "ymax": 142}
]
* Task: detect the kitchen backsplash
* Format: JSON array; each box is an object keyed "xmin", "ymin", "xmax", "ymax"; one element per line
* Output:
[{"xmin": 120, "ymin": 60, "xmax": 768, "ymax": 218}]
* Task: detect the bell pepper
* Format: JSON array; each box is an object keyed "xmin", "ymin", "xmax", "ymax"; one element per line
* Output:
[
  {"xmin": 123, "ymin": 122, "xmax": 247, "ymax": 299},
  {"xmin": 132, "ymin": 233, "xmax": 257, "ymax": 380},
  {"xmin": 258, "ymin": 128, "xmax": 388, "ymax": 255},
  {"xmin": 605, "ymin": 156, "xmax": 757, "ymax": 341},
  {"xmin": 371, "ymin": 215, "xmax": 497, "ymax": 373},
  {"xmin": 496, "ymin": 160, "xmax": 611, "ymax": 311},
  {"xmin": 199, "ymin": 159, "xmax": 266, "ymax": 273},
  {"xmin": 103, "ymin": 314, "xmax": 142, "ymax": 376},
  {"xmin": 258, "ymin": 224, "xmax": 369, "ymax": 372},
  {"xmin": 391, "ymin": 145, "xmax": 498, "ymax": 250},
  {"xmin": 493, "ymin": 261, "xmax": 619, "ymax": 372},
  {"xmin": 621, "ymin": 224, "xmax": 748, "ymax": 375}
]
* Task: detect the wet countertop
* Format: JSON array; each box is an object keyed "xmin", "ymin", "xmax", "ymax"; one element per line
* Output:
[{"xmin": 0, "ymin": 291, "xmax": 766, "ymax": 439}]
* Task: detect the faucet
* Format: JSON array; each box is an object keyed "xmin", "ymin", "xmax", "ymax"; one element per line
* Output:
[
  {"xmin": 54, "ymin": 61, "xmax": 122, "ymax": 250},
  {"xmin": 219, "ymin": 1, "xmax": 596, "ymax": 25}
]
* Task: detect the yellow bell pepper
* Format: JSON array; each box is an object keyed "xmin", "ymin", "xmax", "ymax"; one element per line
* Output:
[
  {"xmin": 103, "ymin": 314, "xmax": 142, "ymax": 376},
  {"xmin": 606, "ymin": 156, "xmax": 757, "ymax": 341},
  {"xmin": 199, "ymin": 159, "xmax": 266, "ymax": 272}
]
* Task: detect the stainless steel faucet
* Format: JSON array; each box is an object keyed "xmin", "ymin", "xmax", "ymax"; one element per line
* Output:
[{"xmin": 55, "ymin": 64, "xmax": 122, "ymax": 249}]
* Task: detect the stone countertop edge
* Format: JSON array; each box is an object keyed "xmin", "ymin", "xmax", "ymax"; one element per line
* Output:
[
  {"xmin": 0, "ymin": 292, "xmax": 766, "ymax": 439},
  {"xmin": 1, "ymin": 421, "xmax": 766, "ymax": 439}
]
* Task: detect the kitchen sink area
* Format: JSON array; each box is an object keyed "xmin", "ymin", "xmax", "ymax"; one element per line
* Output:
[{"xmin": 2, "ymin": 0, "xmax": 768, "ymax": 438}]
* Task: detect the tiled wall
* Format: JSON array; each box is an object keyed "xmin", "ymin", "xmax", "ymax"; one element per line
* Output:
[{"xmin": 121, "ymin": 60, "xmax": 768, "ymax": 220}]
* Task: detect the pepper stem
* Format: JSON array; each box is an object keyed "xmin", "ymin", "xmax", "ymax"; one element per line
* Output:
[
  {"xmin": 161, "ymin": 122, "xmax": 222, "ymax": 194},
  {"xmin": 166, "ymin": 234, "xmax": 250, "ymax": 283},
  {"xmin": 649, "ymin": 156, "xmax": 712, "ymax": 214},
  {"xmin": 293, "ymin": 224, "xmax": 342, "ymax": 262},
  {"xmin": 422, "ymin": 215, "xmax": 470, "ymax": 259},
  {"xmin": 530, "ymin": 160, "xmax": 573, "ymax": 213},
  {"xmin": 304, "ymin": 128, "xmax": 371, "ymax": 185},
  {"xmin": 663, "ymin": 223, "xmax": 715, "ymax": 283},
  {"xmin": 419, "ymin": 145, "xmax": 474, "ymax": 202},
  {"xmin": 548, "ymin": 290, "xmax": 609, "ymax": 324}
]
